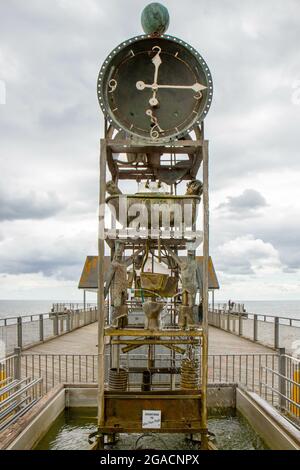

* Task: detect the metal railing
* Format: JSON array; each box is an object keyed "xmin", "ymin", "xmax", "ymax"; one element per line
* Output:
[
  {"xmin": 51, "ymin": 302, "xmax": 96, "ymax": 313},
  {"xmin": 0, "ymin": 353, "xmax": 18, "ymax": 383},
  {"xmin": 212, "ymin": 303, "xmax": 300, "ymax": 328},
  {"xmin": 19, "ymin": 351, "xmax": 279, "ymax": 395},
  {"xmin": 0, "ymin": 307, "xmax": 98, "ymax": 355},
  {"xmin": 0, "ymin": 377, "xmax": 43, "ymax": 431},
  {"xmin": 0, "ymin": 354, "xmax": 43, "ymax": 432},
  {"xmin": 208, "ymin": 307, "xmax": 300, "ymax": 352},
  {"xmin": 21, "ymin": 353, "xmax": 98, "ymax": 393},
  {"xmin": 6, "ymin": 349, "xmax": 300, "ymax": 428},
  {"xmin": 259, "ymin": 353, "xmax": 300, "ymax": 423}
]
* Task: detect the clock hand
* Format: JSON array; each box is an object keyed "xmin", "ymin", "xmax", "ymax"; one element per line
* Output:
[
  {"xmin": 152, "ymin": 46, "xmax": 162, "ymax": 86},
  {"xmin": 136, "ymin": 81, "xmax": 207, "ymax": 93},
  {"xmin": 146, "ymin": 109, "xmax": 164, "ymax": 140},
  {"xmin": 149, "ymin": 46, "xmax": 162, "ymax": 107},
  {"xmin": 149, "ymin": 91, "xmax": 159, "ymax": 107},
  {"xmin": 135, "ymin": 81, "xmax": 160, "ymax": 108}
]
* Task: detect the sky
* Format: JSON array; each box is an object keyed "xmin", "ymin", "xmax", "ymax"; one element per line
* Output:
[{"xmin": 0, "ymin": 0, "xmax": 300, "ymax": 301}]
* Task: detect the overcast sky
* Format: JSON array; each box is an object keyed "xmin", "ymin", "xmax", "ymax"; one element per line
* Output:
[{"xmin": 0, "ymin": 0, "xmax": 300, "ymax": 301}]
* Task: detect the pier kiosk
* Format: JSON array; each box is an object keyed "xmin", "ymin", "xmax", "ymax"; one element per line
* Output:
[{"xmin": 95, "ymin": 4, "xmax": 213, "ymax": 449}]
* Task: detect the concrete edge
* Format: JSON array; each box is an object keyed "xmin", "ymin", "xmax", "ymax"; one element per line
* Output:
[
  {"xmin": 236, "ymin": 386, "xmax": 300, "ymax": 450},
  {"xmin": 2, "ymin": 384, "xmax": 65, "ymax": 450},
  {"xmin": 6, "ymin": 383, "xmax": 299, "ymax": 450}
]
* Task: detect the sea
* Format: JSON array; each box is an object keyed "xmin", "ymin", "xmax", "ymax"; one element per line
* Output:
[
  {"xmin": 0, "ymin": 300, "xmax": 91, "ymax": 319},
  {"xmin": 214, "ymin": 300, "xmax": 300, "ymax": 320},
  {"xmin": 0, "ymin": 299, "xmax": 300, "ymax": 321}
]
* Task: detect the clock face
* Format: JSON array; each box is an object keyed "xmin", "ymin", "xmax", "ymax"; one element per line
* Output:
[{"xmin": 97, "ymin": 35, "xmax": 213, "ymax": 142}]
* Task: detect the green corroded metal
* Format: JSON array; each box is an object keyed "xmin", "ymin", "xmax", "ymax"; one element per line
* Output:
[{"xmin": 141, "ymin": 2, "xmax": 170, "ymax": 35}]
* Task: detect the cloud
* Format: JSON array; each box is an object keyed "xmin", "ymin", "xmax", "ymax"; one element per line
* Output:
[
  {"xmin": 217, "ymin": 189, "xmax": 267, "ymax": 217},
  {"xmin": 0, "ymin": 218, "xmax": 97, "ymax": 280},
  {"xmin": 216, "ymin": 235, "xmax": 282, "ymax": 276},
  {"xmin": 0, "ymin": 189, "xmax": 63, "ymax": 221},
  {"xmin": 253, "ymin": 217, "xmax": 300, "ymax": 273},
  {"xmin": 0, "ymin": 0, "xmax": 299, "ymax": 299}
]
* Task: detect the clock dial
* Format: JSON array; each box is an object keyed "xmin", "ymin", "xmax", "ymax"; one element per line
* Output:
[{"xmin": 97, "ymin": 35, "xmax": 213, "ymax": 142}]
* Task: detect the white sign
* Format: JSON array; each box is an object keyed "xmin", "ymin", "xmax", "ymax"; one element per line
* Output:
[{"xmin": 142, "ymin": 410, "xmax": 161, "ymax": 429}]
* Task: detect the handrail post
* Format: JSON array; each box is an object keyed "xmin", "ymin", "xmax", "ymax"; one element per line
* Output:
[
  {"xmin": 59, "ymin": 316, "xmax": 63, "ymax": 334},
  {"xmin": 239, "ymin": 314, "xmax": 243, "ymax": 336},
  {"xmin": 17, "ymin": 317, "xmax": 22, "ymax": 350},
  {"xmin": 279, "ymin": 348, "xmax": 286, "ymax": 411},
  {"xmin": 253, "ymin": 314, "xmax": 258, "ymax": 342},
  {"xmin": 53, "ymin": 313, "xmax": 59, "ymax": 336},
  {"xmin": 39, "ymin": 314, "xmax": 44, "ymax": 342},
  {"xmin": 66, "ymin": 312, "xmax": 71, "ymax": 332},
  {"xmin": 259, "ymin": 363, "xmax": 262, "ymax": 396},
  {"xmin": 70, "ymin": 311, "xmax": 74, "ymax": 330},
  {"xmin": 14, "ymin": 347, "xmax": 21, "ymax": 380},
  {"xmin": 274, "ymin": 317, "xmax": 279, "ymax": 349}
]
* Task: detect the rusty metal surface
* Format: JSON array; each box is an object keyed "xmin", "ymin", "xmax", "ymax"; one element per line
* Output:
[
  {"xmin": 102, "ymin": 390, "xmax": 203, "ymax": 433},
  {"xmin": 196, "ymin": 256, "xmax": 219, "ymax": 290},
  {"xmin": 78, "ymin": 256, "xmax": 110, "ymax": 289},
  {"xmin": 78, "ymin": 255, "xmax": 219, "ymax": 290}
]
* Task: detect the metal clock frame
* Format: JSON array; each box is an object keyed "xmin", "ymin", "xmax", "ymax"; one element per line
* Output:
[{"xmin": 97, "ymin": 34, "xmax": 213, "ymax": 142}]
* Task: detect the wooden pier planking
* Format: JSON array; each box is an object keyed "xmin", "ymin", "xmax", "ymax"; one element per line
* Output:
[
  {"xmin": 23, "ymin": 322, "xmax": 274, "ymax": 356},
  {"xmin": 19, "ymin": 323, "xmax": 276, "ymax": 394},
  {"xmin": 19, "ymin": 323, "xmax": 278, "ymax": 401}
]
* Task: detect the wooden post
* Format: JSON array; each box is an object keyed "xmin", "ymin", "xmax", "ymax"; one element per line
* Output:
[
  {"xmin": 201, "ymin": 140, "xmax": 209, "ymax": 449},
  {"xmin": 97, "ymin": 138, "xmax": 107, "ymax": 448}
]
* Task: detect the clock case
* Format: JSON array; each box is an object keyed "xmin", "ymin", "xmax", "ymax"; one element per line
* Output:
[{"xmin": 97, "ymin": 34, "xmax": 213, "ymax": 143}]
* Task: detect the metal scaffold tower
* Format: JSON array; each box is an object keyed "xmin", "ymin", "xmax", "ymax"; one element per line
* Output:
[{"xmin": 93, "ymin": 3, "xmax": 214, "ymax": 450}]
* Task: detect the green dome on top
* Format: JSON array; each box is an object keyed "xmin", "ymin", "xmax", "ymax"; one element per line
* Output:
[{"xmin": 141, "ymin": 3, "xmax": 170, "ymax": 36}]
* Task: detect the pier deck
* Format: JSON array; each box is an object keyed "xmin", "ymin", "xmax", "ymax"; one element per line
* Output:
[
  {"xmin": 23, "ymin": 322, "xmax": 273, "ymax": 355},
  {"xmin": 18, "ymin": 323, "xmax": 278, "ymax": 398}
]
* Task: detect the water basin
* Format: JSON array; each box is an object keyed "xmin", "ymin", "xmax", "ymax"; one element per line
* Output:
[{"xmin": 34, "ymin": 408, "xmax": 268, "ymax": 450}]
